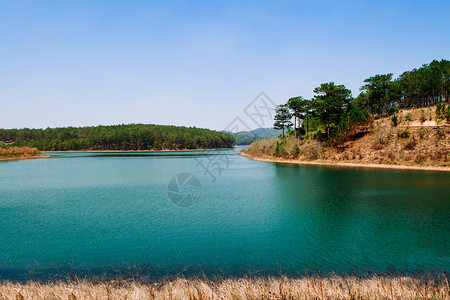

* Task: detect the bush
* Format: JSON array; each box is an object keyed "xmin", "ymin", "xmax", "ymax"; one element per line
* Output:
[
  {"xmin": 403, "ymin": 137, "xmax": 417, "ymax": 150},
  {"xmin": 391, "ymin": 115, "xmax": 398, "ymax": 127},
  {"xmin": 274, "ymin": 141, "xmax": 280, "ymax": 157},
  {"xmin": 419, "ymin": 128, "xmax": 427, "ymax": 139},
  {"xmin": 303, "ymin": 140, "xmax": 322, "ymax": 160},
  {"xmin": 436, "ymin": 104, "xmax": 450, "ymax": 121},
  {"xmin": 398, "ymin": 128, "xmax": 409, "ymax": 139},
  {"xmin": 405, "ymin": 113, "xmax": 411, "ymax": 122},
  {"xmin": 420, "ymin": 109, "xmax": 426, "ymax": 124},
  {"xmin": 0, "ymin": 146, "xmax": 40, "ymax": 157}
]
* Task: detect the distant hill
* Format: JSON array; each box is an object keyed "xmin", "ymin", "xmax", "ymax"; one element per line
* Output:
[
  {"xmin": 226, "ymin": 128, "xmax": 282, "ymax": 145},
  {"xmin": 0, "ymin": 124, "xmax": 235, "ymax": 151}
]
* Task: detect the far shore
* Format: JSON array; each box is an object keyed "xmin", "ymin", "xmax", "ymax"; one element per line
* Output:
[
  {"xmin": 43, "ymin": 147, "xmax": 235, "ymax": 153},
  {"xmin": 241, "ymin": 152, "xmax": 450, "ymax": 173}
]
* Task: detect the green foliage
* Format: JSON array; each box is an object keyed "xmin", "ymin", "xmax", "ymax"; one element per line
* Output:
[
  {"xmin": 353, "ymin": 59, "xmax": 450, "ymax": 117},
  {"xmin": 287, "ymin": 96, "xmax": 314, "ymax": 134},
  {"xmin": 274, "ymin": 141, "xmax": 280, "ymax": 157},
  {"xmin": 405, "ymin": 114, "xmax": 411, "ymax": 122},
  {"xmin": 0, "ymin": 124, "xmax": 235, "ymax": 151},
  {"xmin": 398, "ymin": 128, "xmax": 410, "ymax": 139},
  {"xmin": 312, "ymin": 82, "xmax": 352, "ymax": 137},
  {"xmin": 391, "ymin": 115, "xmax": 398, "ymax": 127},
  {"xmin": 436, "ymin": 103, "xmax": 450, "ymax": 121},
  {"xmin": 273, "ymin": 104, "xmax": 293, "ymax": 136},
  {"xmin": 304, "ymin": 126, "xmax": 325, "ymax": 140},
  {"xmin": 301, "ymin": 117, "xmax": 321, "ymax": 133},
  {"xmin": 360, "ymin": 73, "xmax": 399, "ymax": 117}
]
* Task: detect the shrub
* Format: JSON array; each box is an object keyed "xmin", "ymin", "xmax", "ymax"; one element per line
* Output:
[
  {"xmin": 303, "ymin": 140, "xmax": 322, "ymax": 160},
  {"xmin": 403, "ymin": 137, "xmax": 417, "ymax": 150},
  {"xmin": 419, "ymin": 128, "xmax": 427, "ymax": 139},
  {"xmin": 420, "ymin": 109, "xmax": 426, "ymax": 124},
  {"xmin": 405, "ymin": 113, "xmax": 411, "ymax": 122},
  {"xmin": 436, "ymin": 104, "xmax": 450, "ymax": 121},
  {"xmin": 274, "ymin": 141, "xmax": 280, "ymax": 157},
  {"xmin": 391, "ymin": 115, "xmax": 398, "ymax": 127},
  {"xmin": 375, "ymin": 124, "xmax": 391, "ymax": 144},
  {"xmin": 414, "ymin": 153, "xmax": 426, "ymax": 163},
  {"xmin": 398, "ymin": 128, "xmax": 409, "ymax": 139}
]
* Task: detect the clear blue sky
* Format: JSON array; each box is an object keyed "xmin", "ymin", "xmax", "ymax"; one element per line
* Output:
[{"xmin": 1, "ymin": 0, "xmax": 449, "ymax": 130}]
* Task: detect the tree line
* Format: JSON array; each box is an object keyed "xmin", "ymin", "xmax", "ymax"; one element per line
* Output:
[
  {"xmin": 355, "ymin": 59, "xmax": 450, "ymax": 116},
  {"xmin": 0, "ymin": 124, "xmax": 235, "ymax": 151},
  {"xmin": 274, "ymin": 59, "xmax": 450, "ymax": 141}
]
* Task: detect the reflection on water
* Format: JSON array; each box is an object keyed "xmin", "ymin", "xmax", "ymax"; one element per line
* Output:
[{"xmin": 0, "ymin": 150, "xmax": 449, "ymax": 280}]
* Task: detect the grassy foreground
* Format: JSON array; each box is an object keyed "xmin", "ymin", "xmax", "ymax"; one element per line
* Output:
[{"xmin": 1, "ymin": 274, "xmax": 449, "ymax": 299}]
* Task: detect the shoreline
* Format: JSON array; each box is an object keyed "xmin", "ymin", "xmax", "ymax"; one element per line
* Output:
[
  {"xmin": 0, "ymin": 154, "xmax": 50, "ymax": 162},
  {"xmin": 240, "ymin": 152, "xmax": 450, "ymax": 172},
  {"xmin": 43, "ymin": 147, "xmax": 234, "ymax": 153}
]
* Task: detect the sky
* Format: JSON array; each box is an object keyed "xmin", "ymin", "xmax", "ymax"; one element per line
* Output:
[{"xmin": 1, "ymin": 0, "xmax": 449, "ymax": 131}]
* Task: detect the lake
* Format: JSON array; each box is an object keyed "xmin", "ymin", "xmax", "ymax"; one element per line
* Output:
[{"xmin": 0, "ymin": 149, "xmax": 449, "ymax": 280}]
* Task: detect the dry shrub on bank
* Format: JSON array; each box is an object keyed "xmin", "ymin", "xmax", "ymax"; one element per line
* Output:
[
  {"xmin": 300, "ymin": 140, "xmax": 323, "ymax": 160},
  {"xmin": 245, "ymin": 138, "xmax": 277, "ymax": 157},
  {"xmin": 0, "ymin": 146, "xmax": 40, "ymax": 157},
  {"xmin": 372, "ymin": 123, "xmax": 392, "ymax": 150},
  {"xmin": 246, "ymin": 136, "xmax": 324, "ymax": 161},
  {"xmin": 279, "ymin": 137, "xmax": 300, "ymax": 158},
  {"xmin": 0, "ymin": 274, "xmax": 448, "ymax": 300}
]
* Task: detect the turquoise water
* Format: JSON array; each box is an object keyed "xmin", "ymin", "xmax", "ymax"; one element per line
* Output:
[{"xmin": 0, "ymin": 150, "xmax": 449, "ymax": 279}]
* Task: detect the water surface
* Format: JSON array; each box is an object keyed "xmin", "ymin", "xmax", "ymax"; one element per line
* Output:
[{"xmin": 0, "ymin": 150, "xmax": 449, "ymax": 279}]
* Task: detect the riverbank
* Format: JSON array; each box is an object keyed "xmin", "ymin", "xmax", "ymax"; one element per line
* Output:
[
  {"xmin": 1, "ymin": 274, "xmax": 448, "ymax": 299},
  {"xmin": 241, "ymin": 152, "xmax": 450, "ymax": 172},
  {"xmin": 0, "ymin": 154, "xmax": 50, "ymax": 161},
  {"xmin": 243, "ymin": 106, "xmax": 450, "ymax": 172}
]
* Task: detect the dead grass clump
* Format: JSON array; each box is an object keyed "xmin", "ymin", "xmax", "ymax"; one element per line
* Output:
[
  {"xmin": 415, "ymin": 153, "xmax": 427, "ymax": 164},
  {"xmin": 0, "ymin": 274, "xmax": 448, "ymax": 300},
  {"xmin": 387, "ymin": 150, "xmax": 396, "ymax": 162},
  {"xmin": 403, "ymin": 137, "xmax": 417, "ymax": 150},
  {"xmin": 372, "ymin": 141, "xmax": 386, "ymax": 150}
]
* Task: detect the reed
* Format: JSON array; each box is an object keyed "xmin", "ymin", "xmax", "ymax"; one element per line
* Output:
[{"xmin": 0, "ymin": 274, "xmax": 448, "ymax": 299}]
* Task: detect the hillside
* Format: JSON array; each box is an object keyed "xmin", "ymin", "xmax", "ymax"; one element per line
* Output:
[
  {"xmin": 0, "ymin": 124, "xmax": 235, "ymax": 151},
  {"xmin": 228, "ymin": 128, "xmax": 282, "ymax": 145},
  {"xmin": 243, "ymin": 106, "xmax": 450, "ymax": 169}
]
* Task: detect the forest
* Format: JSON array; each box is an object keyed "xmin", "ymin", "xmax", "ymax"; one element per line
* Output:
[
  {"xmin": 0, "ymin": 124, "xmax": 235, "ymax": 151},
  {"xmin": 273, "ymin": 59, "xmax": 450, "ymax": 142}
]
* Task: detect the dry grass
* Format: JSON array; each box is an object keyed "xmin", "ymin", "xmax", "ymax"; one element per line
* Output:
[
  {"xmin": 0, "ymin": 274, "xmax": 448, "ymax": 299},
  {"xmin": 0, "ymin": 146, "xmax": 45, "ymax": 161},
  {"xmin": 0, "ymin": 146, "xmax": 40, "ymax": 157}
]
